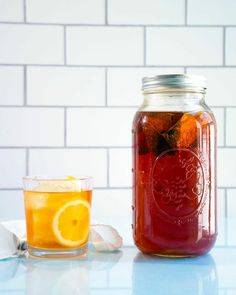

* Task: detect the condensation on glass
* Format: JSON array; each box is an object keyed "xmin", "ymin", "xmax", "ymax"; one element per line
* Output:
[{"xmin": 132, "ymin": 74, "xmax": 217, "ymax": 257}]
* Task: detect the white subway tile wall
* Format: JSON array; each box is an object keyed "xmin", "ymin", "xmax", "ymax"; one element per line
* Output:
[
  {"xmin": 0, "ymin": 24, "xmax": 64, "ymax": 64},
  {"xmin": 146, "ymin": 27, "xmax": 223, "ymax": 66},
  {"xmin": 186, "ymin": 68, "xmax": 236, "ymax": 106},
  {"xmin": 66, "ymin": 27, "xmax": 143, "ymax": 66},
  {"xmin": 0, "ymin": 191, "xmax": 24, "ymax": 220},
  {"xmin": 27, "ymin": 67, "xmax": 106, "ymax": 106},
  {"xmin": 188, "ymin": 0, "xmax": 236, "ymax": 25},
  {"xmin": 0, "ymin": 66, "xmax": 24, "ymax": 105},
  {"xmin": 108, "ymin": 0, "xmax": 185, "ymax": 25},
  {"xmin": 0, "ymin": 0, "xmax": 23, "ymax": 22},
  {"xmin": 92, "ymin": 189, "xmax": 132, "ymax": 218},
  {"xmin": 0, "ymin": 149, "xmax": 26, "ymax": 188},
  {"xmin": 217, "ymin": 188, "xmax": 226, "ymax": 246},
  {"xmin": 0, "ymin": 108, "xmax": 64, "ymax": 146},
  {"xmin": 226, "ymin": 28, "xmax": 236, "ymax": 65},
  {"xmin": 29, "ymin": 149, "xmax": 107, "ymax": 187},
  {"xmin": 0, "ymin": 0, "xmax": 234, "ymax": 247},
  {"xmin": 26, "ymin": 0, "xmax": 105, "ymax": 24},
  {"xmin": 67, "ymin": 108, "xmax": 136, "ymax": 146},
  {"xmin": 109, "ymin": 148, "xmax": 132, "ymax": 187},
  {"xmin": 226, "ymin": 109, "xmax": 236, "ymax": 146},
  {"xmin": 227, "ymin": 189, "xmax": 236, "ymax": 218},
  {"xmin": 211, "ymin": 107, "xmax": 224, "ymax": 147},
  {"xmin": 218, "ymin": 148, "xmax": 236, "ymax": 187}
]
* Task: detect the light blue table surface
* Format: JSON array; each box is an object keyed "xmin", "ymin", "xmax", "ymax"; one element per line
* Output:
[{"xmin": 0, "ymin": 218, "xmax": 235, "ymax": 295}]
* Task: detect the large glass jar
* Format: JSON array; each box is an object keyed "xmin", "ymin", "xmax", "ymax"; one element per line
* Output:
[{"xmin": 132, "ymin": 74, "xmax": 217, "ymax": 257}]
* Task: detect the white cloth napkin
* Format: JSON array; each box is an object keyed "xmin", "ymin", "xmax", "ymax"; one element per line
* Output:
[{"xmin": 0, "ymin": 220, "xmax": 123, "ymax": 260}]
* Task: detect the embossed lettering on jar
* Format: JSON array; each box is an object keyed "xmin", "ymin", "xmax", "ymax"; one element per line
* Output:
[{"xmin": 132, "ymin": 74, "xmax": 217, "ymax": 257}]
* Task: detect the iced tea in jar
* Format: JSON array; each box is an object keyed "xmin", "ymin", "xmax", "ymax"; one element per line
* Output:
[{"xmin": 132, "ymin": 74, "xmax": 217, "ymax": 257}]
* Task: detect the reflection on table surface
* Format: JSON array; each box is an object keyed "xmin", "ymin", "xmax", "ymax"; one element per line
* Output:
[
  {"xmin": 0, "ymin": 245, "xmax": 236, "ymax": 295},
  {"xmin": 133, "ymin": 253, "xmax": 218, "ymax": 295}
]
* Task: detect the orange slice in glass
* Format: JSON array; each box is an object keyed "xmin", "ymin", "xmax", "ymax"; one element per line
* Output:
[{"xmin": 52, "ymin": 200, "xmax": 90, "ymax": 247}]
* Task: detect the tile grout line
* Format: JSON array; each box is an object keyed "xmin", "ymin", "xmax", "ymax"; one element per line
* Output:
[
  {"xmin": 0, "ymin": 145, "xmax": 232, "ymax": 149},
  {"xmin": 224, "ymin": 188, "xmax": 228, "ymax": 218},
  {"xmin": 23, "ymin": 65, "xmax": 27, "ymax": 105},
  {"xmin": 0, "ymin": 146, "xmax": 132, "ymax": 149},
  {"xmin": 0, "ymin": 105, "xmax": 137, "ymax": 108},
  {"xmin": 224, "ymin": 107, "xmax": 227, "ymax": 146},
  {"xmin": 64, "ymin": 108, "xmax": 67, "ymax": 147},
  {"xmin": 105, "ymin": 67, "xmax": 108, "ymax": 106},
  {"xmin": 2, "ymin": 21, "xmax": 236, "ymax": 27},
  {"xmin": 23, "ymin": 0, "xmax": 27, "ymax": 22},
  {"xmin": 223, "ymin": 26, "xmax": 226, "ymax": 66},
  {"xmin": 64, "ymin": 25, "xmax": 67, "ymax": 65},
  {"xmin": 218, "ymin": 186, "xmax": 236, "ymax": 189},
  {"xmin": 105, "ymin": 0, "xmax": 108, "ymax": 25},
  {"xmin": 143, "ymin": 26, "xmax": 146, "ymax": 66},
  {"xmin": 185, "ymin": 0, "xmax": 188, "ymax": 25},
  {"xmin": 107, "ymin": 148, "xmax": 110, "ymax": 188},
  {"xmin": 1, "ymin": 64, "xmax": 236, "ymax": 68},
  {"xmin": 0, "ymin": 104, "xmax": 234, "ymax": 108}
]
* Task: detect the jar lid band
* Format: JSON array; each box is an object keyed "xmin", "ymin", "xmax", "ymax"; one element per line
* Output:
[{"xmin": 142, "ymin": 74, "xmax": 207, "ymax": 93}]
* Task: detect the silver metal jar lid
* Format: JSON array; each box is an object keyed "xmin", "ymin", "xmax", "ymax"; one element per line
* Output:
[{"xmin": 142, "ymin": 74, "xmax": 207, "ymax": 93}]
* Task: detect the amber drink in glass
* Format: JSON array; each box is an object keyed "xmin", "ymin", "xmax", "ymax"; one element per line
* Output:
[{"xmin": 23, "ymin": 176, "xmax": 92, "ymax": 258}]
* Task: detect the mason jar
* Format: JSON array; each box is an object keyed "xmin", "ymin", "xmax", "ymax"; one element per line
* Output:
[{"xmin": 132, "ymin": 74, "xmax": 217, "ymax": 257}]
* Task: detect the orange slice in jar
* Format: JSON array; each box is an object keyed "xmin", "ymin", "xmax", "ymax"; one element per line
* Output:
[
  {"xmin": 52, "ymin": 200, "xmax": 90, "ymax": 247},
  {"xmin": 163, "ymin": 113, "xmax": 197, "ymax": 148}
]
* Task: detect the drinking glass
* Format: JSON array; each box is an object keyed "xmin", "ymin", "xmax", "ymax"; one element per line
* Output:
[{"xmin": 23, "ymin": 176, "xmax": 93, "ymax": 258}]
